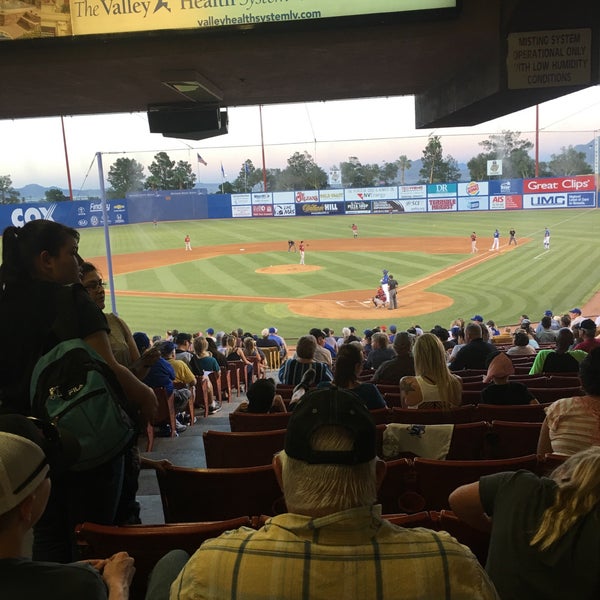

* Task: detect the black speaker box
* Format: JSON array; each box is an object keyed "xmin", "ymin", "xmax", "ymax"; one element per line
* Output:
[{"xmin": 147, "ymin": 104, "xmax": 228, "ymax": 140}]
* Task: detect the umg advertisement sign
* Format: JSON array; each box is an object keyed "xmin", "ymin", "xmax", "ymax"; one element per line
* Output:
[{"xmin": 0, "ymin": 200, "xmax": 129, "ymax": 231}]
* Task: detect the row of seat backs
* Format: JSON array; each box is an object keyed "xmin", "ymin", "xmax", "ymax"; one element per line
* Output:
[
  {"xmin": 205, "ymin": 420, "xmax": 542, "ymax": 469},
  {"xmin": 154, "ymin": 453, "xmax": 566, "ymax": 524},
  {"xmin": 229, "ymin": 402, "xmax": 552, "ymax": 432},
  {"xmin": 75, "ymin": 510, "xmax": 488, "ymax": 600}
]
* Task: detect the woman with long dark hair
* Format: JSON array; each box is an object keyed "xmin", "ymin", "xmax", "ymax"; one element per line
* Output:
[{"xmin": 0, "ymin": 220, "xmax": 156, "ymax": 561}]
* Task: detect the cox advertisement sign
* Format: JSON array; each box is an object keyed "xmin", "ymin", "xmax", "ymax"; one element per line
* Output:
[{"xmin": 1, "ymin": 200, "xmax": 129, "ymax": 230}]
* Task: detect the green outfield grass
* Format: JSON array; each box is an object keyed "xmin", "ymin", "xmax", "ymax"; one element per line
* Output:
[{"xmin": 78, "ymin": 208, "xmax": 600, "ymax": 340}]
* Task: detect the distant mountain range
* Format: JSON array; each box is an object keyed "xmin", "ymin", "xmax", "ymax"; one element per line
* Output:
[{"xmin": 15, "ymin": 141, "xmax": 596, "ymax": 200}]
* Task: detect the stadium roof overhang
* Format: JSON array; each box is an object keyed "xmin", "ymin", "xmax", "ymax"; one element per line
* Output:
[{"xmin": 0, "ymin": 0, "xmax": 597, "ymax": 129}]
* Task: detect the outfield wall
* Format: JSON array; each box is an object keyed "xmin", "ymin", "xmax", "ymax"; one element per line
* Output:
[{"xmin": 0, "ymin": 175, "xmax": 596, "ymax": 230}]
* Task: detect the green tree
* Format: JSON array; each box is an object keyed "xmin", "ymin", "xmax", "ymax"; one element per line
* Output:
[
  {"xmin": 397, "ymin": 155, "xmax": 412, "ymax": 184},
  {"xmin": 548, "ymin": 145, "xmax": 592, "ymax": 176},
  {"xmin": 172, "ymin": 160, "xmax": 196, "ymax": 190},
  {"xmin": 379, "ymin": 161, "xmax": 398, "ymax": 185},
  {"xmin": 233, "ymin": 159, "xmax": 263, "ymax": 192},
  {"xmin": 467, "ymin": 153, "xmax": 493, "ymax": 180},
  {"xmin": 277, "ymin": 151, "xmax": 327, "ymax": 190},
  {"xmin": 0, "ymin": 175, "xmax": 21, "ymax": 204},
  {"xmin": 145, "ymin": 152, "xmax": 176, "ymax": 190},
  {"xmin": 107, "ymin": 157, "xmax": 145, "ymax": 199},
  {"xmin": 218, "ymin": 181, "xmax": 235, "ymax": 193},
  {"xmin": 340, "ymin": 156, "xmax": 380, "ymax": 188},
  {"xmin": 44, "ymin": 187, "xmax": 69, "ymax": 202},
  {"xmin": 419, "ymin": 136, "xmax": 461, "ymax": 183},
  {"xmin": 477, "ymin": 130, "xmax": 535, "ymax": 179}
]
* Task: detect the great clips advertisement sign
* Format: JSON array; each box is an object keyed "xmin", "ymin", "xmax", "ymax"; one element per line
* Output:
[{"xmin": 523, "ymin": 175, "xmax": 596, "ymax": 209}]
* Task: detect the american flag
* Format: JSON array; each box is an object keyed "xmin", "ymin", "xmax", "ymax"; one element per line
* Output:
[{"xmin": 197, "ymin": 153, "xmax": 207, "ymax": 166}]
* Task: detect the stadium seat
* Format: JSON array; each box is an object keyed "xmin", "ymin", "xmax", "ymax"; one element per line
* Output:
[
  {"xmin": 390, "ymin": 405, "xmax": 478, "ymax": 425},
  {"xmin": 486, "ymin": 420, "xmax": 542, "ymax": 459},
  {"xmin": 261, "ymin": 346, "xmax": 281, "ymax": 371},
  {"xmin": 377, "ymin": 458, "xmax": 415, "ymax": 514},
  {"xmin": 461, "ymin": 389, "xmax": 482, "ymax": 405},
  {"xmin": 229, "ymin": 410, "xmax": 292, "ymax": 432},
  {"xmin": 75, "ymin": 518, "xmax": 253, "ymax": 600},
  {"xmin": 523, "ymin": 386, "xmax": 582, "ymax": 404},
  {"xmin": 193, "ymin": 376, "xmax": 209, "ymax": 419},
  {"xmin": 203, "ymin": 429, "xmax": 286, "ymax": 468},
  {"xmin": 155, "ymin": 464, "xmax": 285, "ymax": 522},
  {"xmin": 208, "ymin": 370, "xmax": 222, "ymax": 405},
  {"xmin": 477, "ymin": 402, "xmax": 550, "ymax": 423},
  {"xmin": 413, "ymin": 454, "xmax": 538, "ymax": 510},
  {"xmin": 226, "ymin": 362, "xmax": 242, "ymax": 397}
]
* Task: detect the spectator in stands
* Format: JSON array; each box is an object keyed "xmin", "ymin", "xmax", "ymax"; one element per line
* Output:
[
  {"xmin": 309, "ymin": 328, "xmax": 333, "ymax": 368},
  {"xmin": 225, "ymin": 335, "xmax": 254, "ymax": 383},
  {"xmin": 388, "ymin": 324, "xmax": 398, "ymax": 343},
  {"xmin": 372, "ymin": 331, "xmax": 416, "ymax": 384},
  {"xmin": 506, "ymin": 331, "xmax": 537, "ymax": 356},
  {"xmin": 174, "ymin": 333, "xmax": 194, "ymax": 365},
  {"xmin": 401, "ymin": 333, "xmax": 462, "ymax": 409},
  {"xmin": 236, "ymin": 378, "xmax": 287, "ymax": 414},
  {"xmin": 536, "ymin": 316, "xmax": 558, "ymax": 344},
  {"xmin": 322, "ymin": 328, "xmax": 338, "ymax": 359},
  {"xmin": 278, "ymin": 335, "xmax": 333, "ymax": 385},
  {"xmin": 449, "ymin": 446, "xmax": 600, "ymax": 600},
  {"xmin": 268, "ymin": 327, "xmax": 289, "ymax": 359},
  {"xmin": 362, "ymin": 329, "xmax": 374, "ymax": 356},
  {"xmin": 486, "ymin": 320, "xmax": 500, "ymax": 337},
  {"xmin": 569, "ymin": 307, "xmax": 584, "ymax": 328},
  {"xmin": 364, "ymin": 332, "xmax": 396, "ymax": 370},
  {"xmin": 574, "ymin": 319, "xmax": 600, "ymax": 353},
  {"xmin": 446, "ymin": 327, "xmax": 465, "ymax": 361},
  {"xmin": 559, "ymin": 313, "xmax": 572, "ymax": 329},
  {"xmin": 449, "ymin": 322, "xmax": 497, "ymax": 371},
  {"xmin": 481, "ymin": 352, "xmax": 537, "ymax": 406},
  {"xmin": 0, "ymin": 415, "xmax": 136, "ymax": 599},
  {"xmin": 243, "ymin": 336, "xmax": 268, "ymax": 377},
  {"xmin": 172, "ymin": 388, "xmax": 497, "ymax": 600},
  {"xmin": 536, "ymin": 310, "xmax": 561, "ymax": 336},
  {"xmin": 256, "ymin": 327, "xmax": 279, "ymax": 351},
  {"xmin": 528, "ymin": 328, "xmax": 587, "ymax": 375},
  {"xmin": 319, "ymin": 343, "xmax": 386, "ymax": 410},
  {"xmin": 189, "ymin": 337, "xmax": 220, "ymax": 413},
  {"xmin": 537, "ymin": 347, "xmax": 600, "ymax": 456}
]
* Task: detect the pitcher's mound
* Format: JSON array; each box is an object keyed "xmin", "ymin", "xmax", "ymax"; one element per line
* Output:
[{"xmin": 257, "ymin": 264, "xmax": 322, "ymax": 274}]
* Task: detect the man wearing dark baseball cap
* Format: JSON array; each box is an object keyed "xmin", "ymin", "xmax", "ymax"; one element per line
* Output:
[
  {"xmin": 171, "ymin": 388, "xmax": 496, "ymax": 599},
  {"xmin": 0, "ymin": 414, "xmax": 136, "ymax": 598}
]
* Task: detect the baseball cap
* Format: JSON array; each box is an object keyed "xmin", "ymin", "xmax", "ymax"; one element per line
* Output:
[
  {"xmin": 580, "ymin": 319, "xmax": 596, "ymax": 331},
  {"xmin": 206, "ymin": 328, "xmax": 215, "ymax": 335},
  {"xmin": 159, "ymin": 341, "xmax": 176, "ymax": 356},
  {"xmin": 544, "ymin": 310, "xmax": 553, "ymax": 317},
  {"xmin": 389, "ymin": 325, "xmax": 397, "ymax": 333},
  {"xmin": 570, "ymin": 308, "xmax": 582, "ymax": 315},
  {"xmin": 285, "ymin": 387, "xmax": 376, "ymax": 465},
  {"xmin": 471, "ymin": 315, "xmax": 484, "ymax": 322},
  {"xmin": 0, "ymin": 415, "xmax": 79, "ymax": 516},
  {"xmin": 133, "ymin": 332, "xmax": 150, "ymax": 353},
  {"xmin": 269, "ymin": 327, "xmax": 277, "ymax": 334},
  {"xmin": 521, "ymin": 319, "xmax": 531, "ymax": 328},
  {"xmin": 363, "ymin": 329, "xmax": 373, "ymax": 337}
]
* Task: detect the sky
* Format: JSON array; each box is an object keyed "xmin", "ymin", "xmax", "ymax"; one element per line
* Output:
[{"xmin": 1, "ymin": 85, "xmax": 599, "ymax": 191}]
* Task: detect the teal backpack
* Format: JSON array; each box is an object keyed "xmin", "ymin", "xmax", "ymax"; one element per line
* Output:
[{"xmin": 29, "ymin": 286, "xmax": 134, "ymax": 471}]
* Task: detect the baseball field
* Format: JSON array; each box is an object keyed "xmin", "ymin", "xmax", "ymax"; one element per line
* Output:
[{"xmin": 79, "ymin": 207, "xmax": 600, "ymax": 340}]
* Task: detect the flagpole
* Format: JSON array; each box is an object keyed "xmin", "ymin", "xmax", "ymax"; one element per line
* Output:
[
  {"xmin": 259, "ymin": 105, "xmax": 268, "ymax": 192},
  {"xmin": 61, "ymin": 116, "xmax": 74, "ymax": 200}
]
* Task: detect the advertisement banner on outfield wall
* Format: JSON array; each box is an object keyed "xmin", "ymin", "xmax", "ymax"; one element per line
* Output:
[
  {"xmin": 457, "ymin": 197, "xmax": 489, "ymax": 211},
  {"xmin": 252, "ymin": 205, "xmax": 274, "ymax": 217},
  {"xmin": 296, "ymin": 202, "xmax": 344, "ymax": 216},
  {"xmin": 344, "ymin": 187, "xmax": 398, "ymax": 201},
  {"xmin": 273, "ymin": 192, "xmax": 295, "ymax": 204},
  {"xmin": 399, "ymin": 185, "xmax": 427, "ymax": 199},
  {"xmin": 231, "ymin": 193, "xmax": 251, "ymax": 205},
  {"xmin": 344, "ymin": 201, "xmax": 371, "ymax": 214},
  {"xmin": 489, "ymin": 179, "xmax": 523, "ymax": 195},
  {"xmin": 295, "ymin": 190, "xmax": 320, "ymax": 203},
  {"xmin": 0, "ymin": 200, "xmax": 129, "ymax": 230},
  {"xmin": 457, "ymin": 181, "xmax": 489, "ymax": 196},
  {"xmin": 398, "ymin": 199, "xmax": 427, "ymax": 213},
  {"xmin": 273, "ymin": 204, "xmax": 297, "ymax": 217},
  {"xmin": 252, "ymin": 192, "xmax": 273, "ymax": 204},
  {"xmin": 489, "ymin": 195, "xmax": 523, "ymax": 210},
  {"xmin": 428, "ymin": 198, "xmax": 457, "ymax": 212},
  {"xmin": 427, "ymin": 183, "xmax": 457, "ymax": 198},
  {"xmin": 523, "ymin": 192, "xmax": 596, "ymax": 209},
  {"xmin": 523, "ymin": 175, "xmax": 595, "ymax": 194},
  {"xmin": 372, "ymin": 200, "xmax": 411, "ymax": 213},
  {"xmin": 319, "ymin": 190, "xmax": 344, "ymax": 202},
  {"xmin": 232, "ymin": 205, "xmax": 253, "ymax": 218}
]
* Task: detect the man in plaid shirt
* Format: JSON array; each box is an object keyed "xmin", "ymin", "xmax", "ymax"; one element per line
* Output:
[{"xmin": 171, "ymin": 388, "xmax": 498, "ymax": 599}]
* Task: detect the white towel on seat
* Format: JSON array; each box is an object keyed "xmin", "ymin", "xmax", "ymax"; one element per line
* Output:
[{"xmin": 383, "ymin": 423, "xmax": 454, "ymax": 460}]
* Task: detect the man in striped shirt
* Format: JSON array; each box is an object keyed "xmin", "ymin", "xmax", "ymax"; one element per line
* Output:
[
  {"xmin": 278, "ymin": 335, "xmax": 333, "ymax": 385},
  {"xmin": 170, "ymin": 388, "xmax": 498, "ymax": 600}
]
